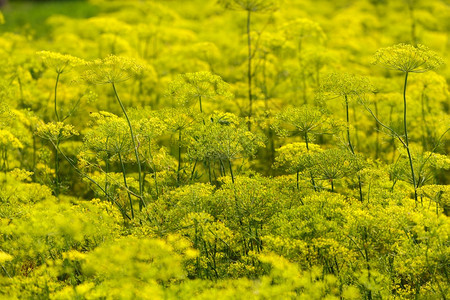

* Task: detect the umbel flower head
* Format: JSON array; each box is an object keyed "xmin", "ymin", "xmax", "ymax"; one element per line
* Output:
[
  {"xmin": 36, "ymin": 122, "xmax": 79, "ymax": 142},
  {"xmin": 219, "ymin": 0, "xmax": 279, "ymax": 12},
  {"xmin": 320, "ymin": 73, "xmax": 372, "ymax": 98},
  {"xmin": 83, "ymin": 55, "xmax": 144, "ymax": 85},
  {"xmin": 37, "ymin": 51, "xmax": 85, "ymax": 74},
  {"xmin": 372, "ymin": 44, "xmax": 444, "ymax": 73},
  {"xmin": 281, "ymin": 18, "xmax": 326, "ymax": 45},
  {"xmin": 167, "ymin": 71, "xmax": 233, "ymax": 107}
]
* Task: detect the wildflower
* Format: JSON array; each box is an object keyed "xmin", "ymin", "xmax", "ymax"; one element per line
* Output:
[
  {"xmin": 36, "ymin": 122, "xmax": 79, "ymax": 142},
  {"xmin": 275, "ymin": 105, "xmax": 333, "ymax": 141},
  {"xmin": 219, "ymin": 0, "xmax": 279, "ymax": 12},
  {"xmin": 321, "ymin": 73, "xmax": 372, "ymax": 98},
  {"xmin": 0, "ymin": 250, "xmax": 13, "ymax": 263},
  {"xmin": 282, "ymin": 18, "xmax": 326, "ymax": 50},
  {"xmin": 370, "ymin": 43, "xmax": 443, "ymax": 203},
  {"xmin": 372, "ymin": 44, "xmax": 443, "ymax": 73},
  {"xmin": 167, "ymin": 71, "xmax": 233, "ymax": 111},
  {"xmin": 37, "ymin": 50, "xmax": 85, "ymax": 74},
  {"xmin": 0, "ymin": 129, "xmax": 23, "ymax": 149},
  {"xmin": 83, "ymin": 55, "xmax": 144, "ymax": 85}
]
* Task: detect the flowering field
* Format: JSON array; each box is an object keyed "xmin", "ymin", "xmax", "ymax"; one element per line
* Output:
[{"xmin": 0, "ymin": 0, "xmax": 449, "ymax": 298}]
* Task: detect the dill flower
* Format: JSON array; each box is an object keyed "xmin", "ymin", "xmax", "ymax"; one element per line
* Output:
[
  {"xmin": 372, "ymin": 44, "xmax": 444, "ymax": 73},
  {"xmin": 0, "ymin": 129, "xmax": 24, "ymax": 149},
  {"xmin": 167, "ymin": 71, "xmax": 233, "ymax": 109},
  {"xmin": 37, "ymin": 51, "xmax": 85, "ymax": 74},
  {"xmin": 219, "ymin": 0, "xmax": 279, "ymax": 12},
  {"xmin": 36, "ymin": 122, "xmax": 79, "ymax": 142},
  {"xmin": 83, "ymin": 55, "xmax": 144, "ymax": 85},
  {"xmin": 275, "ymin": 105, "xmax": 330, "ymax": 139},
  {"xmin": 321, "ymin": 73, "xmax": 372, "ymax": 98},
  {"xmin": 0, "ymin": 250, "xmax": 13, "ymax": 263},
  {"xmin": 282, "ymin": 18, "xmax": 326, "ymax": 48}
]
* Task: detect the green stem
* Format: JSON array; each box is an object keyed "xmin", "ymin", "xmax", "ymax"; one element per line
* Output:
[
  {"xmin": 111, "ymin": 83, "xmax": 145, "ymax": 209},
  {"xmin": 105, "ymin": 138, "xmax": 109, "ymax": 195},
  {"xmin": 54, "ymin": 72, "xmax": 61, "ymax": 122},
  {"xmin": 403, "ymin": 72, "xmax": 418, "ymax": 203},
  {"xmin": 118, "ymin": 152, "xmax": 134, "ymax": 219},
  {"xmin": 374, "ymin": 101, "xmax": 380, "ymax": 159},
  {"xmin": 345, "ymin": 95, "xmax": 354, "ymax": 154},
  {"xmin": 345, "ymin": 95, "xmax": 363, "ymax": 202},
  {"xmin": 55, "ymin": 139, "xmax": 60, "ymax": 196},
  {"xmin": 177, "ymin": 129, "xmax": 182, "ymax": 185},
  {"xmin": 246, "ymin": 9, "xmax": 253, "ymax": 131},
  {"xmin": 304, "ymin": 131, "xmax": 317, "ymax": 191},
  {"xmin": 148, "ymin": 140, "xmax": 159, "ymax": 199},
  {"xmin": 52, "ymin": 140, "xmax": 131, "ymax": 220},
  {"xmin": 229, "ymin": 159, "xmax": 235, "ymax": 184},
  {"xmin": 199, "ymin": 96, "xmax": 205, "ymax": 125},
  {"xmin": 190, "ymin": 159, "xmax": 198, "ymax": 182}
]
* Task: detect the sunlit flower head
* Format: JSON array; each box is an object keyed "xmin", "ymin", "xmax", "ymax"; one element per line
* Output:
[
  {"xmin": 36, "ymin": 122, "xmax": 79, "ymax": 142},
  {"xmin": 83, "ymin": 55, "xmax": 144, "ymax": 85},
  {"xmin": 37, "ymin": 50, "xmax": 85, "ymax": 74},
  {"xmin": 167, "ymin": 71, "xmax": 233, "ymax": 107},
  {"xmin": 219, "ymin": 0, "xmax": 279, "ymax": 12},
  {"xmin": 321, "ymin": 73, "xmax": 372, "ymax": 97},
  {"xmin": 372, "ymin": 44, "xmax": 444, "ymax": 73}
]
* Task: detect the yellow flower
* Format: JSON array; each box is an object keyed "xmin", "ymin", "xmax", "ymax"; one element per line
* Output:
[
  {"xmin": 372, "ymin": 44, "xmax": 443, "ymax": 73},
  {"xmin": 37, "ymin": 50, "xmax": 85, "ymax": 74},
  {"xmin": 0, "ymin": 250, "xmax": 13, "ymax": 263},
  {"xmin": 219, "ymin": 0, "xmax": 279, "ymax": 12},
  {"xmin": 36, "ymin": 122, "xmax": 79, "ymax": 142},
  {"xmin": 83, "ymin": 55, "xmax": 144, "ymax": 84}
]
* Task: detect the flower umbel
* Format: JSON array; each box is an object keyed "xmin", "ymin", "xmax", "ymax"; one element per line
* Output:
[
  {"xmin": 321, "ymin": 73, "xmax": 372, "ymax": 98},
  {"xmin": 219, "ymin": 0, "xmax": 279, "ymax": 12},
  {"xmin": 37, "ymin": 51, "xmax": 85, "ymax": 74},
  {"xmin": 36, "ymin": 122, "xmax": 79, "ymax": 142},
  {"xmin": 83, "ymin": 55, "xmax": 144, "ymax": 84},
  {"xmin": 372, "ymin": 44, "xmax": 443, "ymax": 73}
]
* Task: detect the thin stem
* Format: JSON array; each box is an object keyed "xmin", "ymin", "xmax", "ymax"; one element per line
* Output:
[
  {"xmin": 54, "ymin": 72, "xmax": 61, "ymax": 122},
  {"xmin": 374, "ymin": 101, "xmax": 380, "ymax": 159},
  {"xmin": 111, "ymin": 83, "xmax": 145, "ymax": 209},
  {"xmin": 53, "ymin": 72, "xmax": 61, "ymax": 196},
  {"xmin": 148, "ymin": 140, "xmax": 159, "ymax": 199},
  {"xmin": 51, "ymin": 140, "xmax": 131, "ymax": 220},
  {"xmin": 345, "ymin": 95, "xmax": 354, "ymax": 154},
  {"xmin": 229, "ymin": 159, "xmax": 235, "ymax": 184},
  {"xmin": 177, "ymin": 128, "xmax": 182, "ymax": 185},
  {"xmin": 1, "ymin": 264, "xmax": 11, "ymax": 278},
  {"xmin": 246, "ymin": 9, "xmax": 253, "ymax": 131},
  {"xmin": 54, "ymin": 139, "xmax": 60, "ymax": 196},
  {"xmin": 105, "ymin": 138, "xmax": 109, "ymax": 195},
  {"xmin": 208, "ymin": 160, "xmax": 212, "ymax": 184},
  {"xmin": 345, "ymin": 95, "xmax": 363, "ymax": 202},
  {"xmin": 403, "ymin": 72, "xmax": 418, "ymax": 203},
  {"xmin": 199, "ymin": 96, "xmax": 206, "ymax": 125},
  {"xmin": 304, "ymin": 131, "xmax": 317, "ymax": 191},
  {"xmin": 118, "ymin": 152, "xmax": 134, "ymax": 219},
  {"xmin": 190, "ymin": 159, "xmax": 198, "ymax": 181}
]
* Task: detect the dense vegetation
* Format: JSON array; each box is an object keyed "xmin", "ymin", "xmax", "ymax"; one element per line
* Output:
[{"xmin": 0, "ymin": 0, "xmax": 449, "ymax": 299}]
